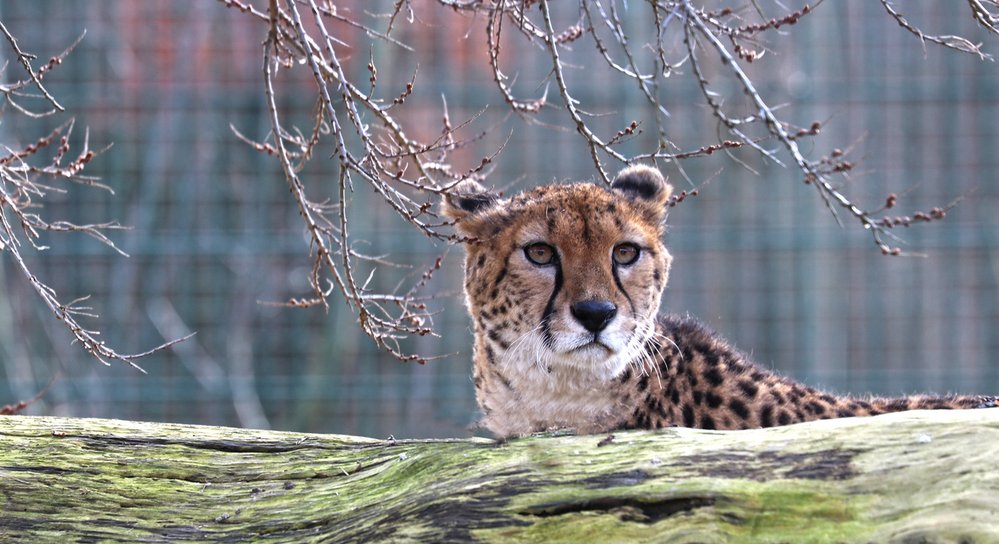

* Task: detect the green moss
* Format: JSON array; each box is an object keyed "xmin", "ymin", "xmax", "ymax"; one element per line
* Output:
[{"xmin": 2, "ymin": 411, "xmax": 999, "ymax": 542}]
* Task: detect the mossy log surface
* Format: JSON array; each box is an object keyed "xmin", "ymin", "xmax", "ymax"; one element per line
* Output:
[{"xmin": 1, "ymin": 410, "xmax": 998, "ymax": 543}]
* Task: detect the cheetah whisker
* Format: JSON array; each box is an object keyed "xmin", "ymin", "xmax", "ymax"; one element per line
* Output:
[
  {"xmin": 505, "ymin": 323, "xmax": 550, "ymax": 375},
  {"xmin": 640, "ymin": 326, "xmax": 668, "ymax": 389}
]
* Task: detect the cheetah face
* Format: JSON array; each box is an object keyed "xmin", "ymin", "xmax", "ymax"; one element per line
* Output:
[{"xmin": 444, "ymin": 166, "xmax": 674, "ymax": 382}]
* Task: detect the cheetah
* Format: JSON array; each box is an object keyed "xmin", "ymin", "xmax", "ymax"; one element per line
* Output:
[{"xmin": 443, "ymin": 165, "xmax": 997, "ymax": 438}]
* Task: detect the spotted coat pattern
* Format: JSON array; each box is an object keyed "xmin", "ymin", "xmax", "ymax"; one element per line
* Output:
[{"xmin": 444, "ymin": 166, "xmax": 997, "ymax": 438}]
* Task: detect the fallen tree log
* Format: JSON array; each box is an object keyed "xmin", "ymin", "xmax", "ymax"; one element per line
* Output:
[{"xmin": 1, "ymin": 409, "xmax": 997, "ymax": 542}]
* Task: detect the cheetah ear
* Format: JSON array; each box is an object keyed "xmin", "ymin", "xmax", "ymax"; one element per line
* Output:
[
  {"xmin": 442, "ymin": 179, "xmax": 504, "ymax": 237},
  {"xmin": 611, "ymin": 165, "xmax": 673, "ymax": 223}
]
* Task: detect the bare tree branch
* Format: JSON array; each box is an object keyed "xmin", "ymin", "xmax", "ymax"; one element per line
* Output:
[
  {"xmin": 0, "ymin": 20, "xmax": 67, "ymax": 113},
  {"xmin": 882, "ymin": 0, "xmax": 993, "ymax": 60},
  {"xmin": 216, "ymin": 0, "xmax": 998, "ymax": 360},
  {"xmin": 0, "ymin": 26, "xmax": 190, "ymax": 370},
  {"xmin": 969, "ymin": 0, "xmax": 999, "ymax": 36}
]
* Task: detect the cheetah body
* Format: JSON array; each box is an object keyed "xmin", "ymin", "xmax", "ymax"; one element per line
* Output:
[{"xmin": 444, "ymin": 166, "xmax": 995, "ymax": 438}]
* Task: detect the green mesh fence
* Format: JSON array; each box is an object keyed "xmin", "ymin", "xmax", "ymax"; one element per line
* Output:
[{"xmin": 1, "ymin": 1, "xmax": 996, "ymax": 438}]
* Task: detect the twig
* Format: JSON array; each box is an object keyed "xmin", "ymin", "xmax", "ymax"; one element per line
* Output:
[
  {"xmin": 0, "ymin": 20, "xmax": 65, "ymax": 112},
  {"xmin": 0, "ymin": 26, "xmax": 190, "ymax": 369},
  {"xmin": 538, "ymin": 0, "xmax": 626, "ymax": 183},
  {"xmin": 881, "ymin": 0, "xmax": 992, "ymax": 60},
  {"xmin": 684, "ymin": 2, "xmax": 901, "ymax": 253}
]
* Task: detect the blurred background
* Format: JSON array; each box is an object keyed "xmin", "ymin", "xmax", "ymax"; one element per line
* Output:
[{"xmin": 0, "ymin": 1, "xmax": 996, "ymax": 438}]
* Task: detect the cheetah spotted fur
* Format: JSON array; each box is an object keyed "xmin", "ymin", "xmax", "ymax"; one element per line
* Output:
[{"xmin": 444, "ymin": 165, "xmax": 997, "ymax": 438}]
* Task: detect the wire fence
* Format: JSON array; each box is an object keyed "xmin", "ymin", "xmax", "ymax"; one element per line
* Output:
[{"xmin": 1, "ymin": 1, "xmax": 996, "ymax": 438}]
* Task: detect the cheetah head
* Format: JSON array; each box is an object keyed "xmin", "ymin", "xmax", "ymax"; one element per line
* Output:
[{"xmin": 444, "ymin": 166, "xmax": 673, "ymax": 383}]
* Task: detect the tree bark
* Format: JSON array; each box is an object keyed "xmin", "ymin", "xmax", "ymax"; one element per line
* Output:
[{"xmin": 1, "ymin": 410, "xmax": 997, "ymax": 542}]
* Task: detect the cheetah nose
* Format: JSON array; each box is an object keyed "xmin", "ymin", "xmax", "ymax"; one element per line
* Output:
[{"xmin": 570, "ymin": 300, "xmax": 618, "ymax": 333}]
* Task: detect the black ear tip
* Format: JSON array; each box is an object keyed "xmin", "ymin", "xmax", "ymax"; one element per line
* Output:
[
  {"xmin": 443, "ymin": 179, "xmax": 500, "ymax": 219},
  {"xmin": 611, "ymin": 165, "xmax": 670, "ymax": 202},
  {"xmin": 453, "ymin": 192, "xmax": 497, "ymax": 214},
  {"xmin": 613, "ymin": 174, "xmax": 658, "ymax": 201}
]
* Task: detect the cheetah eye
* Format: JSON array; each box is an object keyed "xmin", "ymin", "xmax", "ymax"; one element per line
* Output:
[
  {"xmin": 524, "ymin": 242, "xmax": 556, "ymax": 266},
  {"xmin": 612, "ymin": 243, "xmax": 641, "ymax": 266}
]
